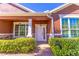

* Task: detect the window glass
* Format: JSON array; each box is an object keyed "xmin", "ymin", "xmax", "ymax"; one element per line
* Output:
[
  {"xmin": 62, "ymin": 18, "xmax": 68, "ymax": 37},
  {"xmin": 77, "ymin": 19, "xmax": 79, "ymax": 29},
  {"xmin": 62, "ymin": 30, "xmax": 68, "ymax": 37},
  {"xmin": 62, "ymin": 18, "xmax": 68, "ymax": 29},
  {"xmin": 19, "ymin": 24, "xmax": 25, "ymax": 36},
  {"xmin": 15, "ymin": 23, "xmax": 28, "ymax": 37},
  {"xmin": 71, "ymin": 30, "xmax": 77, "ymax": 37},
  {"xmin": 26, "ymin": 24, "xmax": 28, "ymax": 35},
  {"xmin": 15, "ymin": 25, "xmax": 19, "ymax": 36},
  {"xmin": 77, "ymin": 30, "xmax": 79, "ymax": 37},
  {"xmin": 70, "ymin": 18, "xmax": 77, "ymax": 29}
]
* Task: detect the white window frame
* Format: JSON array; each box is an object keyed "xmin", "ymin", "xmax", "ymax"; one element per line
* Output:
[
  {"xmin": 13, "ymin": 22, "xmax": 28, "ymax": 38},
  {"xmin": 59, "ymin": 14, "xmax": 79, "ymax": 38}
]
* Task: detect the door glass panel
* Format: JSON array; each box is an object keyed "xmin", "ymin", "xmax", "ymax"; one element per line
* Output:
[
  {"xmin": 43, "ymin": 27, "xmax": 45, "ymax": 40},
  {"xmin": 19, "ymin": 24, "xmax": 25, "ymax": 36}
]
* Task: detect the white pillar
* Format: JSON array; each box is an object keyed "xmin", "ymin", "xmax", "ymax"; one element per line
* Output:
[
  {"xmin": 51, "ymin": 18, "xmax": 54, "ymax": 37},
  {"xmin": 60, "ymin": 17, "xmax": 62, "ymax": 37},
  {"xmin": 27, "ymin": 18, "xmax": 32, "ymax": 37}
]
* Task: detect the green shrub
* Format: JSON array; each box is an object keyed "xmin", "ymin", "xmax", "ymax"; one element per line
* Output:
[
  {"xmin": 49, "ymin": 38, "xmax": 79, "ymax": 56},
  {"xmin": 0, "ymin": 38, "xmax": 36, "ymax": 53}
]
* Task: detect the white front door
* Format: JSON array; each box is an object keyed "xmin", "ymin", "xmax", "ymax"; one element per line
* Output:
[{"xmin": 35, "ymin": 24, "xmax": 47, "ymax": 41}]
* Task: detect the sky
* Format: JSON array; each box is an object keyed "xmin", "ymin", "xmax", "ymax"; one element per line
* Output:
[{"xmin": 20, "ymin": 3, "xmax": 64, "ymax": 12}]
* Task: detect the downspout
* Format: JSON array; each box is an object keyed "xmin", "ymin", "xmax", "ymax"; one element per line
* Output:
[{"xmin": 47, "ymin": 13, "xmax": 54, "ymax": 38}]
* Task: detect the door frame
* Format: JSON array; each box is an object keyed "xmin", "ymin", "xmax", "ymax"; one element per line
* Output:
[{"xmin": 35, "ymin": 24, "xmax": 47, "ymax": 41}]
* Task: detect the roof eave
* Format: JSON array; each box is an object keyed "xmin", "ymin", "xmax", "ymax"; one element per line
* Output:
[
  {"xmin": 0, "ymin": 13, "xmax": 48, "ymax": 16},
  {"xmin": 48, "ymin": 3, "xmax": 72, "ymax": 13},
  {"xmin": 10, "ymin": 3, "xmax": 36, "ymax": 13}
]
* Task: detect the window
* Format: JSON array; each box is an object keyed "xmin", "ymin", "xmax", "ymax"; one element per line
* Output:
[
  {"xmin": 14, "ymin": 22, "xmax": 28, "ymax": 37},
  {"xmin": 62, "ymin": 30, "xmax": 68, "ymax": 37},
  {"xmin": 62, "ymin": 18, "xmax": 68, "ymax": 37},
  {"xmin": 77, "ymin": 19, "xmax": 79, "ymax": 29},
  {"xmin": 19, "ymin": 24, "xmax": 25, "ymax": 36},
  {"xmin": 15, "ymin": 25, "xmax": 19, "ymax": 36},
  {"xmin": 62, "ymin": 17, "xmax": 79, "ymax": 37},
  {"xmin": 71, "ymin": 30, "xmax": 77, "ymax": 37},
  {"xmin": 70, "ymin": 18, "xmax": 77, "ymax": 29},
  {"xmin": 70, "ymin": 18, "xmax": 77, "ymax": 37}
]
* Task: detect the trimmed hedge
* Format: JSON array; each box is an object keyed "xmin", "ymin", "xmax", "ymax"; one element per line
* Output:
[
  {"xmin": 0, "ymin": 38, "xmax": 36, "ymax": 53},
  {"xmin": 49, "ymin": 38, "xmax": 79, "ymax": 56}
]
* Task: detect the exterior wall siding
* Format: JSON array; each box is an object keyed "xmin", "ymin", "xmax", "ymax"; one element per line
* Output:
[{"xmin": 0, "ymin": 20, "xmax": 13, "ymax": 33}]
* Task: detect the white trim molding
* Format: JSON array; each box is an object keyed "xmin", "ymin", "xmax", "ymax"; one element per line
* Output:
[
  {"xmin": 0, "ymin": 33, "xmax": 13, "ymax": 38},
  {"xmin": 51, "ymin": 18, "xmax": 54, "ymax": 37},
  {"xmin": 11, "ymin": 3, "xmax": 36, "ymax": 13},
  {"xmin": 68, "ymin": 18, "xmax": 71, "ymax": 38},
  {"xmin": 54, "ymin": 33, "xmax": 62, "ymax": 37},
  {"xmin": 47, "ymin": 34, "xmax": 53, "ymax": 38},
  {"xmin": 59, "ymin": 15, "xmax": 62, "ymax": 36},
  {"xmin": 59, "ymin": 14, "xmax": 79, "ymax": 18},
  {"xmin": 0, "ymin": 33, "xmax": 13, "ymax": 35}
]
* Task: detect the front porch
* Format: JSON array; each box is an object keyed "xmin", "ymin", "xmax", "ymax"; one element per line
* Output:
[{"xmin": 0, "ymin": 16, "xmax": 53, "ymax": 42}]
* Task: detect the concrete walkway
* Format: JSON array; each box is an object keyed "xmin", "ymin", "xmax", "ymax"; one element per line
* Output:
[{"xmin": 33, "ymin": 42, "xmax": 52, "ymax": 56}]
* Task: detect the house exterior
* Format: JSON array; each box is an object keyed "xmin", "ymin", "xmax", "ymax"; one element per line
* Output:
[{"xmin": 0, "ymin": 3, "xmax": 79, "ymax": 42}]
